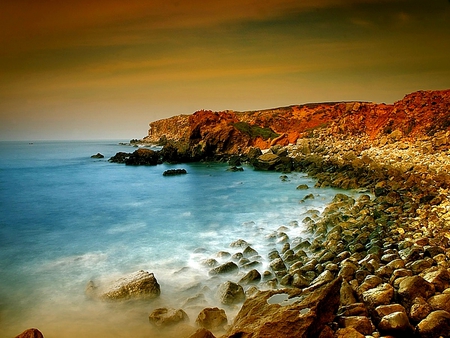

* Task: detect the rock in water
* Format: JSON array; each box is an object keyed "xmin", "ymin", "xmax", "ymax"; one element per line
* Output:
[
  {"xmin": 100, "ymin": 270, "xmax": 160, "ymax": 300},
  {"xmin": 148, "ymin": 307, "xmax": 189, "ymax": 327},
  {"xmin": 14, "ymin": 328, "xmax": 44, "ymax": 338},
  {"xmin": 196, "ymin": 307, "xmax": 228, "ymax": 331},
  {"xmin": 90, "ymin": 153, "xmax": 104, "ymax": 158},
  {"xmin": 163, "ymin": 168, "xmax": 188, "ymax": 176},
  {"xmin": 226, "ymin": 277, "xmax": 341, "ymax": 338},
  {"xmin": 216, "ymin": 281, "xmax": 245, "ymax": 305}
]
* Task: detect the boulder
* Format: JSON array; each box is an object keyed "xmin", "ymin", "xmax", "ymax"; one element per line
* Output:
[
  {"xmin": 416, "ymin": 310, "xmax": 450, "ymax": 338},
  {"xmin": 226, "ymin": 277, "xmax": 341, "ymax": 338},
  {"xmin": 108, "ymin": 151, "xmax": 131, "ymax": 163},
  {"xmin": 398, "ymin": 276, "xmax": 435, "ymax": 308},
  {"xmin": 90, "ymin": 153, "xmax": 104, "ymax": 158},
  {"xmin": 378, "ymin": 311, "xmax": 413, "ymax": 336},
  {"xmin": 239, "ymin": 269, "xmax": 261, "ymax": 285},
  {"xmin": 420, "ymin": 266, "xmax": 450, "ymax": 292},
  {"xmin": 98, "ymin": 270, "xmax": 161, "ymax": 301},
  {"xmin": 216, "ymin": 281, "xmax": 245, "ymax": 305},
  {"xmin": 148, "ymin": 307, "xmax": 189, "ymax": 327},
  {"xmin": 361, "ymin": 283, "xmax": 394, "ymax": 309},
  {"xmin": 209, "ymin": 262, "xmax": 239, "ymax": 276},
  {"xmin": 14, "ymin": 328, "xmax": 44, "ymax": 338},
  {"xmin": 252, "ymin": 153, "xmax": 280, "ymax": 171},
  {"xmin": 337, "ymin": 316, "xmax": 375, "ymax": 336},
  {"xmin": 242, "ymin": 246, "xmax": 258, "ymax": 258},
  {"xmin": 196, "ymin": 307, "xmax": 228, "ymax": 331},
  {"xmin": 428, "ymin": 294, "xmax": 450, "ymax": 313},
  {"xmin": 163, "ymin": 168, "xmax": 187, "ymax": 176},
  {"xmin": 124, "ymin": 148, "xmax": 160, "ymax": 165}
]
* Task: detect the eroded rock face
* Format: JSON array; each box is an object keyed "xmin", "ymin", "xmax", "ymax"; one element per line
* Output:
[
  {"xmin": 225, "ymin": 277, "xmax": 341, "ymax": 338},
  {"xmin": 90, "ymin": 270, "xmax": 161, "ymax": 301}
]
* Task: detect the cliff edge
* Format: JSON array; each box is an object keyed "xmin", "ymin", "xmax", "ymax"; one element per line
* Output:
[{"xmin": 142, "ymin": 89, "xmax": 450, "ymax": 159}]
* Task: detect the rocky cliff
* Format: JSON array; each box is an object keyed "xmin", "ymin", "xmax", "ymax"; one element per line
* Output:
[{"xmin": 142, "ymin": 89, "xmax": 450, "ymax": 158}]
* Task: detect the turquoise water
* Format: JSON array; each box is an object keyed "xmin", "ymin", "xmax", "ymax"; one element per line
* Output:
[{"xmin": 0, "ymin": 141, "xmax": 346, "ymax": 337}]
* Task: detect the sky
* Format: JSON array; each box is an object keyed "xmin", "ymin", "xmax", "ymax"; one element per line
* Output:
[{"xmin": 1, "ymin": 0, "xmax": 449, "ymax": 140}]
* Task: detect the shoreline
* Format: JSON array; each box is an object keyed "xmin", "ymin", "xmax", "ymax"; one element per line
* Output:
[{"xmin": 121, "ymin": 131, "xmax": 450, "ymax": 337}]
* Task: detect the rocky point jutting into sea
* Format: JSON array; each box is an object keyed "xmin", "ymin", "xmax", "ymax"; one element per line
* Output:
[{"xmin": 20, "ymin": 89, "xmax": 450, "ymax": 338}]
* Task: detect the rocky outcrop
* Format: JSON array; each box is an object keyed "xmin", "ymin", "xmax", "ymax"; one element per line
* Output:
[
  {"xmin": 226, "ymin": 277, "xmax": 341, "ymax": 338},
  {"xmin": 148, "ymin": 307, "xmax": 189, "ymax": 327},
  {"xmin": 141, "ymin": 89, "xmax": 450, "ymax": 161}
]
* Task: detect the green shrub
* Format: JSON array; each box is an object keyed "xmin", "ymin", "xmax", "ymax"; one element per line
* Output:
[{"xmin": 233, "ymin": 122, "xmax": 279, "ymax": 140}]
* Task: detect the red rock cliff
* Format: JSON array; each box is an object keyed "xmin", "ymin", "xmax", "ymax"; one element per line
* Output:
[{"xmin": 142, "ymin": 89, "xmax": 450, "ymax": 155}]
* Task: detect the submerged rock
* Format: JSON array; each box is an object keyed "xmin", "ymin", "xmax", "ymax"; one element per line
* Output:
[
  {"xmin": 196, "ymin": 307, "xmax": 228, "ymax": 331},
  {"xmin": 148, "ymin": 307, "xmax": 189, "ymax": 327}
]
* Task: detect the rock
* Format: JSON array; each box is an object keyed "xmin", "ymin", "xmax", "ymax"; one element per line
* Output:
[
  {"xmin": 226, "ymin": 277, "xmax": 342, "ymax": 338},
  {"xmin": 378, "ymin": 311, "xmax": 413, "ymax": 336},
  {"xmin": 209, "ymin": 262, "xmax": 238, "ymax": 276},
  {"xmin": 216, "ymin": 281, "xmax": 245, "ymax": 305},
  {"xmin": 340, "ymin": 279, "xmax": 357, "ymax": 306},
  {"xmin": 420, "ymin": 266, "xmax": 450, "ymax": 292},
  {"xmin": 99, "ymin": 270, "xmax": 160, "ymax": 300},
  {"xmin": 230, "ymin": 239, "xmax": 249, "ymax": 248},
  {"xmin": 428, "ymin": 294, "xmax": 450, "ymax": 313},
  {"xmin": 337, "ymin": 316, "xmax": 375, "ymax": 335},
  {"xmin": 398, "ymin": 276, "xmax": 435, "ymax": 308},
  {"xmin": 242, "ymin": 246, "xmax": 258, "ymax": 258},
  {"xmin": 361, "ymin": 283, "xmax": 394, "ymax": 309},
  {"xmin": 269, "ymin": 258, "xmax": 287, "ymax": 273},
  {"xmin": 297, "ymin": 184, "xmax": 309, "ymax": 190},
  {"xmin": 148, "ymin": 307, "xmax": 189, "ymax": 327},
  {"xmin": 124, "ymin": 148, "xmax": 160, "ymax": 165},
  {"xmin": 410, "ymin": 297, "xmax": 433, "ymax": 323},
  {"xmin": 227, "ymin": 166, "xmax": 244, "ymax": 172},
  {"xmin": 108, "ymin": 151, "xmax": 131, "ymax": 163},
  {"xmin": 373, "ymin": 303, "xmax": 407, "ymax": 324},
  {"xmin": 416, "ymin": 310, "xmax": 450, "ymax": 338},
  {"xmin": 252, "ymin": 153, "xmax": 280, "ymax": 171},
  {"xmin": 163, "ymin": 168, "xmax": 187, "ymax": 176},
  {"xmin": 239, "ymin": 269, "xmax": 261, "ymax": 285},
  {"xmin": 338, "ymin": 303, "xmax": 369, "ymax": 317},
  {"xmin": 334, "ymin": 327, "xmax": 365, "ymax": 338},
  {"xmin": 90, "ymin": 152, "xmax": 104, "ymax": 158},
  {"xmin": 14, "ymin": 328, "xmax": 44, "ymax": 338},
  {"xmin": 188, "ymin": 328, "xmax": 216, "ymax": 338},
  {"xmin": 195, "ymin": 307, "xmax": 228, "ymax": 331}
]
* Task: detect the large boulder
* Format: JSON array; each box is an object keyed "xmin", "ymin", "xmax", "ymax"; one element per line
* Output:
[
  {"xmin": 216, "ymin": 281, "xmax": 245, "ymax": 305},
  {"xmin": 209, "ymin": 262, "xmax": 239, "ymax": 276},
  {"xmin": 95, "ymin": 270, "xmax": 161, "ymax": 301},
  {"xmin": 225, "ymin": 277, "xmax": 341, "ymax": 338},
  {"xmin": 416, "ymin": 310, "xmax": 450, "ymax": 338},
  {"xmin": 398, "ymin": 276, "xmax": 435, "ymax": 309},
  {"xmin": 148, "ymin": 307, "xmax": 189, "ymax": 327},
  {"xmin": 196, "ymin": 307, "xmax": 228, "ymax": 331},
  {"xmin": 252, "ymin": 153, "xmax": 281, "ymax": 171}
]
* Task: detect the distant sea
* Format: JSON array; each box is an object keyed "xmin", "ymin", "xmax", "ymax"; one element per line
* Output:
[{"xmin": 0, "ymin": 140, "xmax": 352, "ymax": 337}]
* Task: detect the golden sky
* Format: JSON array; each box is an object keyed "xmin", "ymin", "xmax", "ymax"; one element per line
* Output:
[{"xmin": 1, "ymin": 0, "xmax": 449, "ymax": 140}]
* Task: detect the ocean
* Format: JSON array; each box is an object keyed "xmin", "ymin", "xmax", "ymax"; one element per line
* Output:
[{"xmin": 0, "ymin": 140, "xmax": 351, "ymax": 337}]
